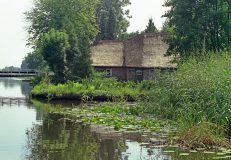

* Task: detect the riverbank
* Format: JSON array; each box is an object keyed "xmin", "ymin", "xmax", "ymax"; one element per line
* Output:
[
  {"xmin": 31, "ymin": 53, "xmax": 231, "ymax": 149},
  {"xmin": 33, "ymin": 99, "xmax": 230, "ymax": 151},
  {"xmin": 31, "ymin": 78, "xmax": 154, "ymax": 102},
  {"xmin": 31, "ymin": 100, "xmax": 231, "ymax": 159}
]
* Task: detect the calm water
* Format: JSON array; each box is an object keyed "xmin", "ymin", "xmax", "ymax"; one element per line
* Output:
[{"xmin": 0, "ymin": 78, "xmax": 227, "ymax": 160}]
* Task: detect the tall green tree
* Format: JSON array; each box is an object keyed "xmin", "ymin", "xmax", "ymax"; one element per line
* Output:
[
  {"xmin": 118, "ymin": 31, "xmax": 140, "ymax": 40},
  {"xmin": 161, "ymin": 19, "xmax": 169, "ymax": 33},
  {"xmin": 25, "ymin": 0, "xmax": 98, "ymax": 82},
  {"xmin": 21, "ymin": 52, "xmax": 45, "ymax": 70},
  {"xmin": 163, "ymin": 0, "xmax": 231, "ymax": 57},
  {"xmin": 37, "ymin": 29, "xmax": 69, "ymax": 83},
  {"xmin": 145, "ymin": 18, "xmax": 158, "ymax": 33},
  {"xmin": 95, "ymin": 0, "xmax": 131, "ymax": 42}
]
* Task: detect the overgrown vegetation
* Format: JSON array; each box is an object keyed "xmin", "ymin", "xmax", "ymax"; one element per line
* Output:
[
  {"xmin": 31, "ymin": 72, "xmax": 156, "ymax": 102},
  {"xmin": 141, "ymin": 53, "xmax": 231, "ymax": 148},
  {"xmin": 32, "ymin": 52, "xmax": 231, "ymax": 148},
  {"xmin": 25, "ymin": 0, "xmax": 98, "ymax": 83},
  {"xmin": 164, "ymin": 0, "xmax": 231, "ymax": 56},
  {"xmin": 33, "ymin": 100, "xmax": 170, "ymax": 132}
]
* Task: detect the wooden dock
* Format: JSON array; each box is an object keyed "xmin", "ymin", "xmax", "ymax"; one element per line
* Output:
[{"xmin": 0, "ymin": 97, "xmax": 30, "ymax": 105}]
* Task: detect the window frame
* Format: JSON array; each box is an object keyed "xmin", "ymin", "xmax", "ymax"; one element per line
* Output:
[
  {"xmin": 136, "ymin": 70, "xmax": 143, "ymax": 76},
  {"xmin": 149, "ymin": 69, "xmax": 155, "ymax": 75},
  {"xmin": 105, "ymin": 69, "xmax": 112, "ymax": 77}
]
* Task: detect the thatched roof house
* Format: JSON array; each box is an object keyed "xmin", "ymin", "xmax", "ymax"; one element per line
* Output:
[{"xmin": 91, "ymin": 33, "xmax": 176, "ymax": 81}]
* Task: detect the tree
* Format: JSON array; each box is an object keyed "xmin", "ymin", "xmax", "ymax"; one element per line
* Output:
[
  {"xmin": 118, "ymin": 31, "xmax": 140, "ymax": 40},
  {"xmin": 95, "ymin": 0, "xmax": 131, "ymax": 42},
  {"xmin": 145, "ymin": 18, "xmax": 158, "ymax": 33},
  {"xmin": 161, "ymin": 20, "xmax": 169, "ymax": 33},
  {"xmin": 21, "ymin": 52, "xmax": 45, "ymax": 70},
  {"xmin": 37, "ymin": 29, "xmax": 69, "ymax": 83},
  {"xmin": 163, "ymin": 0, "xmax": 231, "ymax": 57},
  {"xmin": 1, "ymin": 66, "xmax": 20, "ymax": 71},
  {"xmin": 25, "ymin": 0, "xmax": 98, "ymax": 82}
]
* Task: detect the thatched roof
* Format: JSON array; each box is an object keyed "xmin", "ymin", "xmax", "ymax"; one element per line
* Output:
[
  {"xmin": 91, "ymin": 40, "xmax": 124, "ymax": 67},
  {"xmin": 91, "ymin": 33, "xmax": 176, "ymax": 68}
]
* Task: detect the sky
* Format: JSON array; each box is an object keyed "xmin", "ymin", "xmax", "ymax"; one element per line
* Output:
[{"xmin": 0, "ymin": 0, "xmax": 166, "ymax": 69}]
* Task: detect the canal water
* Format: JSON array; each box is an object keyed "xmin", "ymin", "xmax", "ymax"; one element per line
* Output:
[{"xmin": 0, "ymin": 78, "xmax": 228, "ymax": 160}]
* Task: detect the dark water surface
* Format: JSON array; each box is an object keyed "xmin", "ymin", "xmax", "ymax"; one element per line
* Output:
[{"xmin": 0, "ymin": 78, "xmax": 227, "ymax": 160}]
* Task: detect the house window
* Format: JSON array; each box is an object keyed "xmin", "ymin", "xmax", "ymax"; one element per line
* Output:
[
  {"xmin": 106, "ymin": 69, "xmax": 112, "ymax": 77},
  {"xmin": 149, "ymin": 69, "xmax": 155, "ymax": 75},
  {"xmin": 136, "ymin": 70, "xmax": 143, "ymax": 76},
  {"xmin": 128, "ymin": 69, "xmax": 135, "ymax": 72}
]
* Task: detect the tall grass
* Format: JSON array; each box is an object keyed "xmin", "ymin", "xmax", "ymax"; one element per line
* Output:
[
  {"xmin": 31, "ymin": 72, "xmax": 154, "ymax": 102},
  {"xmin": 142, "ymin": 53, "xmax": 231, "ymax": 147},
  {"xmin": 32, "ymin": 53, "xmax": 231, "ymax": 147},
  {"xmin": 171, "ymin": 53, "xmax": 231, "ymax": 127}
]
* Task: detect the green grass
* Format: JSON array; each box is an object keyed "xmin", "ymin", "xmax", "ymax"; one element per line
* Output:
[
  {"xmin": 141, "ymin": 52, "xmax": 231, "ymax": 148},
  {"xmin": 32, "ymin": 52, "xmax": 231, "ymax": 148},
  {"xmin": 31, "ymin": 76, "xmax": 155, "ymax": 102},
  {"xmin": 32, "ymin": 100, "xmax": 171, "ymax": 133}
]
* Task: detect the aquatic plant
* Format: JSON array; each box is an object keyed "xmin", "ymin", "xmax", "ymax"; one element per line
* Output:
[{"xmin": 142, "ymin": 52, "xmax": 231, "ymax": 148}]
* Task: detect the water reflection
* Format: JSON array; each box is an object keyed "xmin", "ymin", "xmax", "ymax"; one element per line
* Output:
[
  {"xmin": 0, "ymin": 78, "xmax": 32, "ymax": 97},
  {"xmin": 0, "ymin": 104, "xmax": 41, "ymax": 160},
  {"xmin": 26, "ymin": 116, "xmax": 99, "ymax": 160},
  {"xmin": 0, "ymin": 78, "xmax": 225, "ymax": 160},
  {"xmin": 25, "ymin": 112, "xmax": 171, "ymax": 160},
  {"xmin": 27, "ymin": 100, "xmax": 226, "ymax": 160}
]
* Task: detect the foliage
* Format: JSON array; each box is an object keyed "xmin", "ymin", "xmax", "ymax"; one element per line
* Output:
[
  {"xmin": 37, "ymin": 29, "xmax": 69, "ymax": 83},
  {"xmin": 95, "ymin": 0, "xmax": 131, "ymax": 42},
  {"xmin": 1, "ymin": 66, "xmax": 20, "ymax": 71},
  {"xmin": 161, "ymin": 19, "xmax": 169, "ymax": 33},
  {"xmin": 31, "ymin": 73, "xmax": 150, "ymax": 102},
  {"xmin": 170, "ymin": 53, "xmax": 231, "ymax": 127},
  {"xmin": 118, "ymin": 31, "xmax": 140, "ymax": 40},
  {"xmin": 145, "ymin": 18, "xmax": 158, "ymax": 33},
  {"xmin": 21, "ymin": 51, "xmax": 46, "ymax": 70},
  {"xmin": 32, "ymin": 100, "xmax": 170, "ymax": 133},
  {"xmin": 25, "ymin": 0, "xmax": 98, "ymax": 82},
  {"xmin": 31, "ymin": 52, "xmax": 231, "ymax": 148},
  {"xmin": 163, "ymin": 0, "xmax": 231, "ymax": 57},
  {"xmin": 141, "ymin": 52, "xmax": 231, "ymax": 147},
  {"xmin": 179, "ymin": 122, "xmax": 227, "ymax": 149},
  {"xmin": 25, "ymin": 106, "xmax": 99, "ymax": 160}
]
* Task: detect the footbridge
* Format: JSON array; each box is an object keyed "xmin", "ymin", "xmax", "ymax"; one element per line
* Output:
[
  {"xmin": 0, "ymin": 97, "xmax": 30, "ymax": 105},
  {"xmin": 0, "ymin": 69, "xmax": 39, "ymax": 77}
]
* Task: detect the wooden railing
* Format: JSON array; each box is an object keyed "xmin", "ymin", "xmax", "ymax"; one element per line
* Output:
[
  {"xmin": 0, "ymin": 69, "xmax": 39, "ymax": 77},
  {"xmin": 0, "ymin": 97, "xmax": 30, "ymax": 105}
]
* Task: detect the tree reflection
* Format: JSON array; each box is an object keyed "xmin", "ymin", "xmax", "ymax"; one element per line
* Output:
[
  {"xmin": 25, "ymin": 114, "xmax": 99, "ymax": 160},
  {"xmin": 0, "ymin": 78, "xmax": 32, "ymax": 97},
  {"xmin": 21, "ymin": 81, "xmax": 32, "ymax": 97},
  {"xmin": 25, "ymin": 100, "xmax": 130, "ymax": 160},
  {"xmin": 0, "ymin": 78, "xmax": 19, "ymax": 89}
]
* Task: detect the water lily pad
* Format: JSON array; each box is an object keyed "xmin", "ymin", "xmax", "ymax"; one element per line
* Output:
[
  {"xmin": 217, "ymin": 152, "xmax": 227, "ymax": 155},
  {"xmin": 179, "ymin": 153, "xmax": 190, "ymax": 156},
  {"xmin": 168, "ymin": 145, "xmax": 179, "ymax": 148},
  {"xmin": 212, "ymin": 157, "xmax": 224, "ymax": 159},
  {"xmin": 196, "ymin": 148, "xmax": 206, "ymax": 151},
  {"xmin": 204, "ymin": 151, "xmax": 215, "ymax": 154},
  {"xmin": 222, "ymin": 149, "xmax": 231, "ymax": 154},
  {"xmin": 189, "ymin": 150, "xmax": 197, "ymax": 153},
  {"xmin": 163, "ymin": 150, "xmax": 175, "ymax": 153}
]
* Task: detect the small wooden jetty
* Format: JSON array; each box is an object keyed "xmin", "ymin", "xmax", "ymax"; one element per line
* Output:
[{"xmin": 0, "ymin": 97, "xmax": 30, "ymax": 105}]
